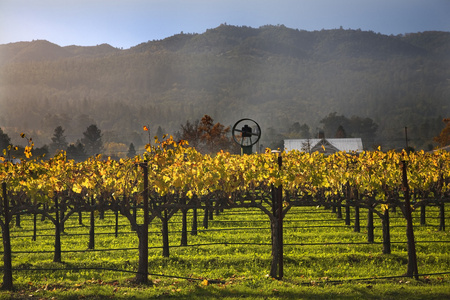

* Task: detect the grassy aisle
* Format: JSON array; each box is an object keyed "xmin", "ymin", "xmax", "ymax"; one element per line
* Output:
[{"xmin": 1, "ymin": 206, "xmax": 449, "ymax": 299}]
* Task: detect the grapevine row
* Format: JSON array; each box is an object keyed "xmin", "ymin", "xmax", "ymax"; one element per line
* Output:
[{"xmin": 1, "ymin": 137, "xmax": 450, "ymax": 286}]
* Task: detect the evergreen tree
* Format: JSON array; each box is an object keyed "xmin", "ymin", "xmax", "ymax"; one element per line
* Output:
[
  {"xmin": 335, "ymin": 125, "xmax": 347, "ymax": 138},
  {"xmin": 288, "ymin": 122, "xmax": 311, "ymax": 138},
  {"xmin": 156, "ymin": 126, "xmax": 164, "ymax": 141},
  {"xmin": 127, "ymin": 143, "xmax": 137, "ymax": 158},
  {"xmin": 0, "ymin": 127, "xmax": 11, "ymax": 151},
  {"xmin": 49, "ymin": 126, "xmax": 68, "ymax": 156},
  {"xmin": 81, "ymin": 124, "xmax": 103, "ymax": 157},
  {"xmin": 66, "ymin": 141, "xmax": 87, "ymax": 161}
]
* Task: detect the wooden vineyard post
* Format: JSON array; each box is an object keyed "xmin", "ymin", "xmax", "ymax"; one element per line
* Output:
[
  {"xmin": 420, "ymin": 204, "xmax": 426, "ymax": 225},
  {"xmin": 88, "ymin": 197, "xmax": 95, "ymax": 250},
  {"xmin": 270, "ymin": 152, "xmax": 283, "ymax": 280},
  {"xmin": 336, "ymin": 201, "xmax": 342, "ymax": 219},
  {"xmin": 115, "ymin": 211, "xmax": 119, "ymax": 238},
  {"xmin": 277, "ymin": 153, "xmax": 283, "ymax": 280},
  {"xmin": 180, "ymin": 196, "xmax": 188, "ymax": 246},
  {"xmin": 1, "ymin": 182, "xmax": 13, "ymax": 290},
  {"xmin": 135, "ymin": 161, "xmax": 149, "ymax": 284},
  {"xmin": 15, "ymin": 214, "xmax": 20, "ymax": 228},
  {"xmin": 382, "ymin": 207, "xmax": 391, "ymax": 254},
  {"xmin": 439, "ymin": 202, "xmax": 445, "ymax": 231},
  {"xmin": 181, "ymin": 208, "xmax": 188, "ymax": 246},
  {"xmin": 209, "ymin": 206, "xmax": 214, "ymax": 220},
  {"xmin": 191, "ymin": 208, "xmax": 198, "ymax": 235},
  {"xmin": 367, "ymin": 209, "xmax": 374, "ymax": 243},
  {"xmin": 203, "ymin": 208, "xmax": 208, "ymax": 229},
  {"xmin": 345, "ymin": 203, "xmax": 351, "ymax": 226},
  {"xmin": 354, "ymin": 205, "xmax": 360, "ymax": 233},
  {"xmin": 162, "ymin": 209, "xmax": 170, "ymax": 257},
  {"xmin": 32, "ymin": 213, "xmax": 37, "ymax": 241},
  {"xmin": 401, "ymin": 161, "xmax": 418, "ymax": 279},
  {"xmin": 53, "ymin": 194, "xmax": 62, "ymax": 263}
]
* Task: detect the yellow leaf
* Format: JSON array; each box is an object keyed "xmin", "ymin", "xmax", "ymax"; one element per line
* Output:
[{"xmin": 72, "ymin": 183, "xmax": 82, "ymax": 194}]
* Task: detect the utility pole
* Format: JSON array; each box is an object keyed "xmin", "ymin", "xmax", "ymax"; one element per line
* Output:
[{"xmin": 405, "ymin": 126, "xmax": 409, "ymax": 149}]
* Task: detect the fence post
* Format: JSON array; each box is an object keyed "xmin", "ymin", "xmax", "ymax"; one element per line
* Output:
[
  {"xmin": 367, "ymin": 209, "xmax": 374, "ymax": 243},
  {"xmin": 345, "ymin": 203, "xmax": 351, "ymax": 226},
  {"xmin": 271, "ymin": 153, "xmax": 283, "ymax": 279},
  {"xmin": 15, "ymin": 214, "xmax": 21, "ymax": 228},
  {"xmin": 420, "ymin": 204, "xmax": 426, "ymax": 225},
  {"xmin": 115, "ymin": 211, "xmax": 119, "ymax": 238},
  {"xmin": 203, "ymin": 208, "xmax": 208, "ymax": 229},
  {"xmin": 53, "ymin": 194, "xmax": 62, "ymax": 263},
  {"xmin": 209, "ymin": 207, "xmax": 214, "ymax": 220},
  {"xmin": 191, "ymin": 208, "xmax": 198, "ymax": 235},
  {"xmin": 88, "ymin": 197, "xmax": 95, "ymax": 249},
  {"xmin": 336, "ymin": 201, "xmax": 342, "ymax": 219},
  {"xmin": 32, "ymin": 213, "xmax": 37, "ymax": 241},
  {"xmin": 382, "ymin": 208, "xmax": 391, "ymax": 254},
  {"xmin": 162, "ymin": 210, "xmax": 170, "ymax": 257},
  {"xmin": 354, "ymin": 205, "xmax": 360, "ymax": 232},
  {"xmin": 180, "ymin": 196, "xmax": 187, "ymax": 246},
  {"xmin": 278, "ymin": 156, "xmax": 283, "ymax": 280},
  {"xmin": 135, "ymin": 160, "xmax": 149, "ymax": 284},
  {"xmin": 181, "ymin": 208, "xmax": 188, "ymax": 246},
  {"xmin": 402, "ymin": 161, "xmax": 419, "ymax": 279},
  {"xmin": 439, "ymin": 202, "xmax": 445, "ymax": 231},
  {"xmin": 2, "ymin": 182, "xmax": 13, "ymax": 290}
]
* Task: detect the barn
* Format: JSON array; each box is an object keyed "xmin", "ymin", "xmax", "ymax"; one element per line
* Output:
[{"xmin": 284, "ymin": 138, "xmax": 364, "ymax": 155}]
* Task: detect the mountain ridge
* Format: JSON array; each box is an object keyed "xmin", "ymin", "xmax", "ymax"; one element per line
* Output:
[{"xmin": 0, "ymin": 25, "xmax": 449, "ymax": 151}]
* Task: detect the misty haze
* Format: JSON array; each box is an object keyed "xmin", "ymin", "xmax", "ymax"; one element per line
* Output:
[{"xmin": 1, "ymin": 25, "xmax": 449, "ymax": 158}]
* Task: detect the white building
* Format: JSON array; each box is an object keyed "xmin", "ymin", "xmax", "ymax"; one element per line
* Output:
[{"xmin": 284, "ymin": 138, "xmax": 364, "ymax": 154}]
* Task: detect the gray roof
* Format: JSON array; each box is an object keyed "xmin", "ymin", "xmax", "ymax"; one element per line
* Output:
[{"xmin": 284, "ymin": 138, "xmax": 364, "ymax": 153}]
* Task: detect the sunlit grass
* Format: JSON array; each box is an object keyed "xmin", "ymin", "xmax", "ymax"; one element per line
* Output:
[{"xmin": 1, "ymin": 205, "xmax": 449, "ymax": 299}]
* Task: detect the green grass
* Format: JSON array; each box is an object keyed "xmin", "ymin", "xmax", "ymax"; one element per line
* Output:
[{"xmin": 1, "ymin": 206, "xmax": 449, "ymax": 299}]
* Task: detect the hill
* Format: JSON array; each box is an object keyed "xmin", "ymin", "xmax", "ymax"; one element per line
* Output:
[{"xmin": 0, "ymin": 25, "xmax": 449, "ymax": 152}]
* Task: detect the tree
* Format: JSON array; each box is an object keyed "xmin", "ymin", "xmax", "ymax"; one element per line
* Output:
[
  {"xmin": 335, "ymin": 125, "xmax": 347, "ymax": 138},
  {"xmin": 66, "ymin": 141, "xmax": 87, "ymax": 161},
  {"xmin": 320, "ymin": 113, "xmax": 349, "ymax": 138},
  {"xmin": 198, "ymin": 115, "xmax": 232, "ymax": 154},
  {"xmin": 433, "ymin": 118, "xmax": 450, "ymax": 147},
  {"xmin": 176, "ymin": 119, "xmax": 200, "ymax": 149},
  {"xmin": 176, "ymin": 115, "xmax": 236, "ymax": 154},
  {"xmin": 127, "ymin": 143, "xmax": 137, "ymax": 158},
  {"xmin": 156, "ymin": 126, "xmax": 164, "ymax": 141},
  {"xmin": 0, "ymin": 128, "xmax": 11, "ymax": 151},
  {"xmin": 320, "ymin": 112, "xmax": 378, "ymax": 148},
  {"xmin": 49, "ymin": 126, "xmax": 68, "ymax": 156},
  {"xmin": 81, "ymin": 124, "xmax": 103, "ymax": 157},
  {"xmin": 287, "ymin": 122, "xmax": 311, "ymax": 139}
]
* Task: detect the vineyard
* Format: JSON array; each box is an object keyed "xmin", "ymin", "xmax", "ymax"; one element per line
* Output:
[{"xmin": 1, "ymin": 137, "xmax": 450, "ymax": 298}]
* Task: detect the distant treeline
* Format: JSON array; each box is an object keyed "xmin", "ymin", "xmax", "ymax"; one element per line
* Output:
[{"xmin": 0, "ymin": 25, "xmax": 449, "ymax": 150}]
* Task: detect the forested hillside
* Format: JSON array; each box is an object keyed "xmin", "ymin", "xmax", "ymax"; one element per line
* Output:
[{"xmin": 1, "ymin": 24, "xmax": 449, "ymax": 152}]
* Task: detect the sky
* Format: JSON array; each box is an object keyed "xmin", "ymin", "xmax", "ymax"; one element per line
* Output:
[{"xmin": 1, "ymin": 0, "xmax": 449, "ymax": 49}]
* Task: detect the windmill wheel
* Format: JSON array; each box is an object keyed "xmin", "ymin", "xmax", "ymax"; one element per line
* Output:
[{"xmin": 232, "ymin": 119, "xmax": 261, "ymax": 147}]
